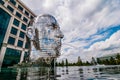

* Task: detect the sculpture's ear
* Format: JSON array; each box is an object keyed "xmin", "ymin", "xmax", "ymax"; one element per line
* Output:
[
  {"xmin": 51, "ymin": 23, "xmax": 58, "ymax": 30},
  {"xmin": 33, "ymin": 28, "xmax": 41, "ymax": 50},
  {"xmin": 26, "ymin": 27, "xmax": 34, "ymax": 39}
]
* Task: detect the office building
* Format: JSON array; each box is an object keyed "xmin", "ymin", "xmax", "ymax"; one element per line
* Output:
[
  {"xmin": 0, "ymin": 0, "xmax": 36, "ymax": 67},
  {"xmin": 97, "ymin": 53, "xmax": 120, "ymax": 61}
]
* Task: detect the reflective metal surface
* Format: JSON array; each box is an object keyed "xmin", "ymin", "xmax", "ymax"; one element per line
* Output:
[{"xmin": 27, "ymin": 14, "xmax": 64, "ymax": 60}]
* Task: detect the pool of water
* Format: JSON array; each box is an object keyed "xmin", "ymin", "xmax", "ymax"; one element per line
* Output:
[
  {"xmin": 57, "ymin": 65, "xmax": 120, "ymax": 80},
  {"xmin": 0, "ymin": 65, "xmax": 120, "ymax": 80}
]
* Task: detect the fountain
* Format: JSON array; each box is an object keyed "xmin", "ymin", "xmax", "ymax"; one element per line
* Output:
[{"xmin": 26, "ymin": 14, "xmax": 64, "ymax": 79}]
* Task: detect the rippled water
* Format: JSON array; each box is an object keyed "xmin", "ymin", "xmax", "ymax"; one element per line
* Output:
[
  {"xmin": 57, "ymin": 65, "xmax": 120, "ymax": 80},
  {"xmin": 0, "ymin": 65, "xmax": 120, "ymax": 80}
]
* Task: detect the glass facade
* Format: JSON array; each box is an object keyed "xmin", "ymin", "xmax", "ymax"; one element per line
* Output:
[
  {"xmin": 18, "ymin": 5, "xmax": 23, "ymax": 11},
  {"xmin": 8, "ymin": 37, "xmax": 15, "ymax": 45},
  {"xmin": 21, "ymin": 23, "xmax": 26, "ymax": 31},
  {"xmin": 19, "ymin": 31, "xmax": 25, "ymax": 39},
  {"xmin": 16, "ymin": 12, "xmax": 22, "ymax": 18},
  {"xmin": 3, "ymin": 48, "xmax": 21, "ymax": 67},
  {"xmin": 9, "ymin": 0, "xmax": 16, "ymax": 6},
  {"xmin": 0, "ymin": 8, "xmax": 11, "ymax": 50},
  {"xmin": 0, "ymin": 0, "xmax": 4, "ymax": 5},
  {"xmin": 13, "ymin": 18, "xmax": 20, "ymax": 27},
  {"xmin": 17, "ymin": 40, "xmax": 23, "ymax": 47},
  {"xmin": 25, "ymin": 42, "xmax": 29, "ymax": 49},
  {"xmin": 7, "ymin": 5, "xmax": 14, "ymax": 13},
  {"xmin": 23, "ymin": 52, "xmax": 29, "ymax": 62},
  {"xmin": 10, "ymin": 27, "xmax": 18, "ymax": 35},
  {"xmin": 23, "ymin": 17, "xmax": 28, "ymax": 23}
]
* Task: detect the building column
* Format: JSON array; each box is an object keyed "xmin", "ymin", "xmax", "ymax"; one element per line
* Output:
[
  {"xmin": 0, "ymin": 45, "xmax": 7, "ymax": 67},
  {"xmin": 20, "ymin": 51, "xmax": 25, "ymax": 63}
]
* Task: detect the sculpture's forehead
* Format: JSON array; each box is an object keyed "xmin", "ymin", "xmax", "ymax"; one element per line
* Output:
[{"xmin": 36, "ymin": 14, "xmax": 57, "ymax": 24}]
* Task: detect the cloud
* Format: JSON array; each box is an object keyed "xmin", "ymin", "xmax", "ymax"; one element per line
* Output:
[
  {"xmin": 21, "ymin": 0, "xmax": 120, "ymax": 62},
  {"xmin": 88, "ymin": 30, "xmax": 120, "ymax": 51}
]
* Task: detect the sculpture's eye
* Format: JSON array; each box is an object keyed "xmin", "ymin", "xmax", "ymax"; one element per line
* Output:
[{"xmin": 52, "ymin": 23, "xmax": 57, "ymax": 29}]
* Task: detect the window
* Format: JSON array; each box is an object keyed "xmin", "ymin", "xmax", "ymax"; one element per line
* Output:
[
  {"xmin": 16, "ymin": 12, "xmax": 22, "ymax": 18},
  {"xmin": 24, "ymin": 52, "xmax": 29, "ymax": 58},
  {"xmin": 23, "ymin": 52, "xmax": 29, "ymax": 61},
  {"xmin": 0, "ymin": 8, "xmax": 11, "ymax": 50},
  {"xmin": 0, "ymin": 0, "xmax": 5, "ymax": 5},
  {"xmin": 23, "ymin": 17, "xmax": 28, "ymax": 23},
  {"xmin": 3, "ymin": 48, "xmax": 21, "ymax": 67},
  {"xmin": 25, "ymin": 42, "xmax": 29, "ymax": 49},
  {"xmin": 25, "ymin": 11, "xmax": 29, "ymax": 16},
  {"xmin": 7, "ymin": 5, "xmax": 14, "ymax": 12},
  {"xmin": 24, "ymin": 52, "xmax": 28, "ymax": 57},
  {"xmin": 30, "ymin": 16, "xmax": 34, "ymax": 19},
  {"xmin": 18, "ymin": 5, "xmax": 23, "ymax": 11},
  {"xmin": 8, "ymin": 37, "xmax": 15, "ymax": 45},
  {"xmin": 9, "ymin": 0, "xmax": 16, "ymax": 6},
  {"xmin": 10, "ymin": 27, "xmax": 18, "ymax": 35},
  {"xmin": 19, "ymin": 31, "xmax": 25, "ymax": 38},
  {"xmin": 17, "ymin": 40, "xmax": 23, "ymax": 47},
  {"xmin": 13, "ymin": 18, "xmax": 20, "ymax": 27},
  {"xmin": 21, "ymin": 23, "xmax": 26, "ymax": 31}
]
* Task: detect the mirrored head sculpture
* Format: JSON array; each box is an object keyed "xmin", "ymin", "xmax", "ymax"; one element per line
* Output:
[{"xmin": 27, "ymin": 14, "xmax": 64, "ymax": 60}]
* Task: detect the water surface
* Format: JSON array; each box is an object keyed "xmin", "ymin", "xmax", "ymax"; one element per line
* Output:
[{"xmin": 0, "ymin": 65, "xmax": 120, "ymax": 80}]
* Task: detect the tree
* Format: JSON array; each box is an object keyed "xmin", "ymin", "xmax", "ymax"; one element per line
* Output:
[
  {"xmin": 105, "ymin": 59, "xmax": 110, "ymax": 65},
  {"xmin": 85, "ymin": 61, "xmax": 91, "ymax": 66},
  {"xmin": 61, "ymin": 60, "xmax": 65, "ymax": 66},
  {"xmin": 96, "ymin": 58, "xmax": 102, "ymax": 64},
  {"xmin": 56, "ymin": 62, "xmax": 58, "ymax": 66},
  {"xmin": 116, "ymin": 53, "xmax": 120, "ymax": 60},
  {"xmin": 109, "ymin": 57, "xmax": 116, "ymax": 65},
  {"xmin": 91, "ymin": 57, "xmax": 97, "ymax": 65},
  {"xmin": 76, "ymin": 56, "xmax": 82, "ymax": 66},
  {"xmin": 65, "ymin": 59, "xmax": 68, "ymax": 66},
  {"xmin": 116, "ymin": 53, "xmax": 120, "ymax": 65}
]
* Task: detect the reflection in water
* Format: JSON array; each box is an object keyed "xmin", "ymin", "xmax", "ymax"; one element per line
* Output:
[
  {"xmin": 0, "ymin": 68, "xmax": 18, "ymax": 80},
  {"xmin": 56, "ymin": 65, "xmax": 120, "ymax": 80},
  {"xmin": 66, "ymin": 67, "xmax": 69, "ymax": 74},
  {"xmin": 0, "ymin": 66, "xmax": 120, "ymax": 80},
  {"xmin": 0, "ymin": 67, "xmax": 56, "ymax": 80}
]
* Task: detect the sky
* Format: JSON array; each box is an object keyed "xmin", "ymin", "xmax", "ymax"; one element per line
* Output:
[{"xmin": 21, "ymin": 0, "xmax": 120, "ymax": 62}]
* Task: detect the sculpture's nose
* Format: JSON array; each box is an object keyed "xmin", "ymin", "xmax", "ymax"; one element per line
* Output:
[
  {"xmin": 55, "ymin": 30, "xmax": 64, "ymax": 39},
  {"xmin": 59, "ymin": 32, "xmax": 64, "ymax": 38}
]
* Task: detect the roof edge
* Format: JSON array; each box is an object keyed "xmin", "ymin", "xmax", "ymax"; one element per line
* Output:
[{"xmin": 17, "ymin": 0, "xmax": 37, "ymax": 17}]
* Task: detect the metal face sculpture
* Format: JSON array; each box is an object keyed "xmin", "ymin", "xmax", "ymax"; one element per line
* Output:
[{"xmin": 27, "ymin": 14, "xmax": 64, "ymax": 60}]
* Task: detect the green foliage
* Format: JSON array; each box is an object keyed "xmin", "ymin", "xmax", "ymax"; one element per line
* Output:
[
  {"xmin": 65, "ymin": 59, "xmax": 68, "ymax": 66},
  {"xmin": 61, "ymin": 60, "xmax": 64, "ymax": 66},
  {"xmin": 96, "ymin": 58, "xmax": 102, "ymax": 64},
  {"xmin": 97, "ymin": 53, "xmax": 120, "ymax": 65},
  {"xmin": 91, "ymin": 57, "xmax": 97, "ymax": 65},
  {"xmin": 76, "ymin": 56, "xmax": 83, "ymax": 66},
  {"xmin": 57, "ymin": 53, "xmax": 120, "ymax": 66},
  {"xmin": 57, "ymin": 57, "xmax": 91, "ymax": 66},
  {"xmin": 110, "ymin": 57, "xmax": 116, "ymax": 65},
  {"xmin": 116, "ymin": 53, "xmax": 120, "ymax": 64}
]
